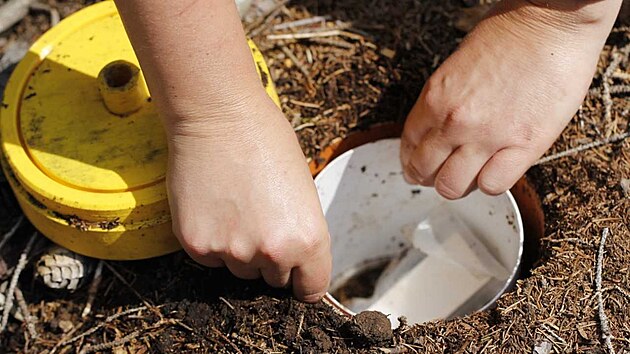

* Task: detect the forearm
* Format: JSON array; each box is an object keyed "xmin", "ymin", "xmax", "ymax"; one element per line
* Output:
[
  {"xmin": 114, "ymin": 0, "xmax": 266, "ymax": 125},
  {"xmin": 523, "ymin": 0, "xmax": 623, "ymax": 25}
]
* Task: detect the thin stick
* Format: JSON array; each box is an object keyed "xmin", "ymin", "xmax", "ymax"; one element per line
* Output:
[
  {"xmin": 541, "ymin": 323, "xmax": 567, "ymax": 346},
  {"xmin": 280, "ymin": 46, "xmax": 315, "ymax": 94},
  {"xmin": 273, "ymin": 16, "xmax": 328, "ymax": 31},
  {"xmin": 219, "ymin": 297, "xmax": 235, "ymax": 311},
  {"xmin": 14, "ymin": 287, "xmax": 37, "ymax": 339},
  {"xmin": 61, "ymin": 306, "xmax": 147, "ymax": 346},
  {"xmin": 588, "ymin": 84, "xmax": 630, "ymax": 97},
  {"xmin": 245, "ymin": 0, "xmax": 289, "ymax": 35},
  {"xmin": 0, "ymin": 0, "xmax": 33, "ymax": 33},
  {"xmin": 611, "ymin": 72, "xmax": 630, "ymax": 81},
  {"xmin": 79, "ymin": 329, "xmax": 142, "ymax": 354},
  {"xmin": 297, "ymin": 312, "xmax": 305, "ymax": 338},
  {"xmin": 612, "ymin": 285, "xmax": 630, "ymax": 300},
  {"xmin": 0, "ymin": 231, "xmax": 37, "ymax": 332},
  {"xmin": 268, "ymin": 30, "xmax": 344, "ymax": 40},
  {"xmin": 0, "ymin": 215, "xmax": 24, "ymax": 251},
  {"xmin": 212, "ymin": 326, "xmax": 243, "ymax": 354},
  {"xmin": 81, "ymin": 260, "xmax": 104, "ymax": 318},
  {"xmin": 79, "ymin": 320, "xmax": 172, "ymax": 354},
  {"xmin": 595, "ymin": 228, "xmax": 615, "ymax": 354},
  {"xmin": 534, "ymin": 131, "xmax": 630, "ymax": 165},
  {"xmin": 599, "ymin": 43, "xmax": 630, "ymax": 120}
]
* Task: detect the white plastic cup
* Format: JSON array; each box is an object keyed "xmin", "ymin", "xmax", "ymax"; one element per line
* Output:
[{"xmin": 316, "ymin": 139, "xmax": 524, "ymax": 327}]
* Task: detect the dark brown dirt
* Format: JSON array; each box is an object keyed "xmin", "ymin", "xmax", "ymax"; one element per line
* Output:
[
  {"xmin": 0, "ymin": 0, "xmax": 629, "ymax": 353},
  {"xmin": 344, "ymin": 311, "xmax": 393, "ymax": 346},
  {"xmin": 331, "ymin": 259, "xmax": 390, "ymax": 305}
]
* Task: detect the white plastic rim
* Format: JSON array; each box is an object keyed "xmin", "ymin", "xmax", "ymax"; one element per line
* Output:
[{"xmin": 316, "ymin": 138, "xmax": 524, "ymax": 325}]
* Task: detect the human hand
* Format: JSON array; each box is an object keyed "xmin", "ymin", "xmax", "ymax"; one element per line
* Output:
[
  {"xmin": 166, "ymin": 96, "xmax": 331, "ymax": 303},
  {"xmin": 114, "ymin": 0, "xmax": 331, "ymax": 302},
  {"xmin": 401, "ymin": 0, "xmax": 622, "ymax": 199}
]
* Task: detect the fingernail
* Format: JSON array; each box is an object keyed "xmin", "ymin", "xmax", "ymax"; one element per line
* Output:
[{"xmin": 300, "ymin": 292, "xmax": 326, "ymax": 303}]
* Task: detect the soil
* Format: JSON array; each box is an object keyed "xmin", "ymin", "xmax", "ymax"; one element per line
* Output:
[
  {"xmin": 0, "ymin": 0, "xmax": 629, "ymax": 353},
  {"xmin": 331, "ymin": 259, "xmax": 390, "ymax": 305}
]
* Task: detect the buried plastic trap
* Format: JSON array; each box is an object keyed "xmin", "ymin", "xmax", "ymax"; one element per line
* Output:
[{"xmin": 317, "ymin": 139, "xmax": 524, "ymax": 327}]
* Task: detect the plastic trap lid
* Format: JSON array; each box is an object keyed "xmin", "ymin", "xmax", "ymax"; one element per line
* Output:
[{"xmin": 0, "ymin": 1, "xmax": 279, "ymax": 259}]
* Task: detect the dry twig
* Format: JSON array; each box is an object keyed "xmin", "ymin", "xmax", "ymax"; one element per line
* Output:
[
  {"xmin": 219, "ymin": 296, "xmax": 235, "ymax": 311},
  {"xmin": 268, "ymin": 29, "xmax": 346, "ymax": 40},
  {"xmin": 78, "ymin": 319, "xmax": 171, "ymax": 354},
  {"xmin": 535, "ymin": 131, "xmax": 630, "ymax": 165},
  {"xmin": 589, "ymin": 84, "xmax": 630, "ymax": 97},
  {"xmin": 212, "ymin": 326, "xmax": 243, "ymax": 354},
  {"xmin": 245, "ymin": 0, "xmax": 289, "ymax": 36},
  {"xmin": 0, "ymin": 231, "xmax": 37, "ymax": 332},
  {"xmin": 273, "ymin": 16, "xmax": 328, "ymax": 31},
  {"xmin": 14, "ymin": 287, "xmax": 37, "ymax": 339},
  {"xmin": 595, "ymin": 228, "xmax": 615, "ymax": 354},
  {"xmin": 61, "ymin": 306, "xmax": 148, "ymax": 346},
  {"xmin": 81, "ymin": 260, "xmax": 104, "ymax": 318},
  {"xmin": 0, "ymin": 0, "xmax": 33, "ymax": 34},
  {"xmin": 280, "ymin": 45, "xmax": 315, "ymax": 94},
  {"xmin": 612, "ymin": 285, "xmax": 630, "ymax": 300}
]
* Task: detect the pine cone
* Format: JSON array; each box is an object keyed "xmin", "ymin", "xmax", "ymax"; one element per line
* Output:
[{"xmin": 35, "ymin": 247, "xmax": 92, "ymax": 291}]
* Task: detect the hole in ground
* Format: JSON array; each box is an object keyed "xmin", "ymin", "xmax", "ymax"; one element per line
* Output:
[{"xmin": 316, "ymin": 125, "xmax": 545, "ymax": 323}]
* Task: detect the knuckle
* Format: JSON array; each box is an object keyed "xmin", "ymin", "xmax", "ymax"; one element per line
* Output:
[
  {"xmin": 174, "ymin": 224, "xmax": 227, "ymax": 261},
  {"xmin": 227, "ymin": 242, "xmax": 254, "ymax": 263},
  {"xmin": 175, "ymin": 226, "xmax": 210, "ymax": 257},
  {"xmin": 259, "ymin": 238, "xmax": 286, "ymax": 264},
  {"xmin": 443, "ymin": 104, "xmax": 474, "ymax": 129},
  {"xmin": 421, "ymin": 75, "xmax": 444, "ymax": 111},
  {"xmin": 183, "ymin": 241, "xmax": 215, "ymax": 261},
  {"xmin": 297, "ymin": 226, "xmax": 328, "ymax": 255}
]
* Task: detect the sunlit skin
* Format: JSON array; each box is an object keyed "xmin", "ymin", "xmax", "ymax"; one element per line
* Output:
[{"xmin": 114, "ymin": 0, "xmax": 622, "ymax": 302}]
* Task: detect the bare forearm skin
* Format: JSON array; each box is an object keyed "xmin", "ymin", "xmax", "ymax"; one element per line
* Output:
[
  {"xmin": 522, "ymin": 0, "xmax": 623, "ymax": 25},
  {"xmin": 113, "ymin": 0, "xmax": 268, "ymax": 130}
]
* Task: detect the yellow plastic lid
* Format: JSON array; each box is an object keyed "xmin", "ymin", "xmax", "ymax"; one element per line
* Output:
[{"xmin": 0, "ymin": 1, "xmax": 279, "ymax": 259}]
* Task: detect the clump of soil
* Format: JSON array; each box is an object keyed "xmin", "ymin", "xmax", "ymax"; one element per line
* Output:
[{"xmin": 343, "ymin": 311, "xmax": 393, "ymax": 346}]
